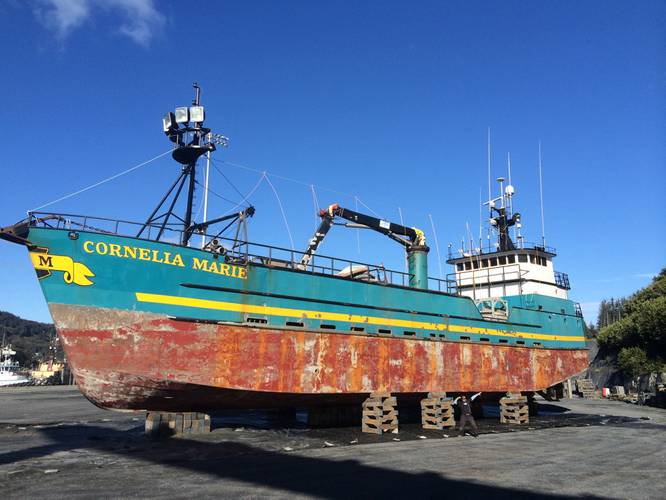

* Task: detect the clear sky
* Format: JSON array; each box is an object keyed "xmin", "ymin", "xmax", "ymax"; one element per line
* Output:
[{"xmin": 0, "ymin": 1, "xmax": 664, "ymax": 324}]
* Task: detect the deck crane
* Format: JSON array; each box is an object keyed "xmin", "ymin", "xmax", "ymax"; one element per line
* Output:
[{"xmin": 300, "ymin": 204, "xmax": 430, "ymax": 289}]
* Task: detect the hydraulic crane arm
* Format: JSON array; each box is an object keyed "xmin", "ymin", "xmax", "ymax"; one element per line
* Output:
[{"xmin": 299, "ymin": 203, "xmax": 426, "ymax": 267}]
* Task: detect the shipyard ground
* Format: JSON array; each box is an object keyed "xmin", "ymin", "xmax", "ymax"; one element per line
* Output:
[{"xmin": 1, "ymin": 387, "xmax": 664, "ymax": 499}]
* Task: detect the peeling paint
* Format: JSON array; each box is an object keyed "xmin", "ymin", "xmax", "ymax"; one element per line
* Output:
[{"xmin": 51, "ymin": 304, "xmax": 589, "ymax": 411}]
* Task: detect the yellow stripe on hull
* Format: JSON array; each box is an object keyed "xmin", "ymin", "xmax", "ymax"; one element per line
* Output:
[{"xmin": 135, "ymin": 292, "xmax": 585, "ymax": 343}]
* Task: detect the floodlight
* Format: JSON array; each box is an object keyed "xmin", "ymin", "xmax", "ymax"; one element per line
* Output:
[
  {"xmin": 162, "ymin": 112, "xmax": 177, "ymax": 133},
  {"xmin": 175, "ymin": 107, "xmax": 189, "ymax": 124},
  {"xmin": 189, "ymin": 106, "xmax": 205, "ymax": 123},
  {"xmin": 505, "ymin": 185, "xmax": 514, "ymax": 196}
]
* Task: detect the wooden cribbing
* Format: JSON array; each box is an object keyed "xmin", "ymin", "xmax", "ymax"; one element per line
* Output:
[
  {"xmin": 500, "ymin": 393, "xmax": 528, "ymax": 425},
  {"xmin": 576, "ymin": 379, "xmax": 596, "ymax": 399},
  {"xmin": 362, "ymin": 392, "xmax": 399, "ymax": 434},
  {"xmin": 420, "ymin": 392, "xmax": 455, "ymax": 430},
  {"xmin": 145, "ymin": 412, "xmax": 211, "ymax": 436}
]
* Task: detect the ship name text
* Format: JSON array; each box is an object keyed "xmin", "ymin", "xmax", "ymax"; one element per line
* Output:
[{"xmin": 82, "ymin": 241, "xmax": 247, "ymax": 279}]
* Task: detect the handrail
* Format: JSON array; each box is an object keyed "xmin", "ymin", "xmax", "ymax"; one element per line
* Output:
[
  {"xmin": 447, "ymin": 242, "xmax": 557, "ymax": 260},
  {"xmin": 27, "ymin": 211, "xmax": 452, "ymax": 292}
]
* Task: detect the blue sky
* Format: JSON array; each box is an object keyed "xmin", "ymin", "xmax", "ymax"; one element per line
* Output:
[{"xmin": 0, "ymin": 1, "xmax": 664, "ymax": 324}]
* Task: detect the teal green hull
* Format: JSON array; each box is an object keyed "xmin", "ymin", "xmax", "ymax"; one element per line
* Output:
[{"xmin": 29, "ymin": 227, "xmax": 585, "ymax": 349}]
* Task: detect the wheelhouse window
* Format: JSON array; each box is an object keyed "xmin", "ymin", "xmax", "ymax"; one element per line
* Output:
[
  {"xmin": 457, "ymin": 263, "xmax": 463, "ymax": 271},
  {"xmin": 464, "ymin": 261, "xmax": 472, "ymax": 270},
  {"xmin": 518, "ymin": 254, "xmax": 527, "ymax": 263},
  {"xmin": 481, "ymin": 259, "xmax": 489, "ymax": 268},
  {"xmin": 499, "ymin": 256, "xmax": 507, "ymax": 265},
  {"xmin": 507, "ymin": 255, "xmax": 515, "ymax": 264},
  {"xmin": 490, "ymin": 257, "xmax": 498, "ymax": 266}
]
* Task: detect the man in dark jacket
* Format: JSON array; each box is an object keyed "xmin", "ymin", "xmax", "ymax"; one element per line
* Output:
[{"xmin": 453, "ymin": 392, "xmax": 481, "ymax": 437}]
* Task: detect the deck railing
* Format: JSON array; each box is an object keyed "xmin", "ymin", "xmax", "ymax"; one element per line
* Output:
[{"xmin": 28, "ymin": 211, "xmax": 453, "ymax": 293}]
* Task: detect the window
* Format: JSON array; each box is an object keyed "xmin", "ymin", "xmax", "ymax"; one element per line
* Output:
[
  {"xmin": 540, "ymin": 257, "xmax": 546, "ymax": 266},
  {"xmin": 460, "ymin": 335, "xmax": 471, "ymax": 341},
  {"xmin": 378, "ymin": 328, "xmax": 391, "ymax": 335},
  {"xmin": 464, "ymin": 261, "xmax": 472, "ymax": 270},
  {"xmin": 529, "ymin": 255, "xmax": 536, "ymax": 264},
  {"xmin": 490, "ymin": 257, "xmax": 498, "ymax": 266},
  {"xmin": 320, "ymin": 324, "xmax": 336, "ymax": 329},
  {"xmin": 518, "ymin": 254, "xmax": 528, "ymax": 263},
  {"xmin": 286, "ymin": 321, "xmax": 304, "ymax": 327},
  {"xmin": 473, "ymin": 260, "xmax": 479, "ymax": 269},
  {"xmin": 507, "ymin": 255, "xmax": 515, "ymax": 264},
  {"xmin": 481, "ymin": 259, "xmax": 489, "ymax": 268},
  {"xmin": 403, "ymin": 331, "xmax": 416, "ymax": 336},
  {"xmin": 499, "ymin": 256, "xmax": 507, "ymax": 265},
  {"xmin": 480, "ymin": 337, "xmax": 490, "ymax": 342},
  {"xmin": 499, "ymin": 339, "xmax": 508, "ymax": 344},
  {"xmin": 457, "ymin": 263, "xmax": 463, "ymax": 271},
  {"xmin": 351, "ymin": 326, "xmax": 364, "ymax": 332},
  {"xmin": 516, "ymin": 340, "xmax": 525, "ymax": 345},
  {"xmin": 247, "ymin": 317, "xmax": 267, "ymax": 324}
]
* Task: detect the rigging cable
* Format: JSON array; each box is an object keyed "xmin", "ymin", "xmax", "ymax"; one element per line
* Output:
[
  {"xmin": 264, "ymin": 173, "xmax": 295, "ymax": 251},
  {"xmin": 220, "ymin": 159, "xmax": 383, "ymax": 218},
  {"xmin": 428, "ymin": 213, "xmax": 444, "ymax": 279},
  {"xmin": 30, "ymin": 150, "xmax": 172, "ymax": 212},
  {"xmin": 310, "ymin": 184, "xmax": 320, "ymax": 232}
]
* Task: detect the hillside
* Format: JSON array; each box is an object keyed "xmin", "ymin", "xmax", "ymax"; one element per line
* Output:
[
  {"xmin": 588, "ymin": 269, "xmax": 666, "ymax": 389},
  {"xmin": 0, "ymin": 311, "xmax": 59, "ymax": 367}
]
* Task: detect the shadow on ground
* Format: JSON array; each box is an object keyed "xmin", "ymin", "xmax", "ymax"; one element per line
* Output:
[{"xmin": 0, "ymin": 421, "xmax": 607, "ymax": 499}]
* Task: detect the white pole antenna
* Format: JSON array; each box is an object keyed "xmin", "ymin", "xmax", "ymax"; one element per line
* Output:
[
  {"xmin": 398, "ymin": 207, "xmax": 408, "ymax": 272},
  {"xmin": 538, "ymin": 141, "xmax": 546, "ymax": 247},
  {"xmin": 487, "ymin": 127, "xmax": 492, "ymax": 247},
  {"xmin": 478, "ymin": 187, "xmax": 482, "ymax": 252},
  {"xmin": 428, "ymin": 214, "xmax": 443, "ymax": 279},
  {"xmin": 507, "ymin": 152, "xmax": 516, "ymax": 242},
  {"xmin": 201, "ymin": 134, "xmax": 211, "ymax": 249}
]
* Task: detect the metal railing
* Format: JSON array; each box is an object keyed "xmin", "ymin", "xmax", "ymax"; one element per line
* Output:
[
  {"xmin": 554, "ymin": 271, "xmax": 571, "ymax": 290},
  {"xmin": 447, "ymin": 242, "xmax": 557, "ymax": 260},
  {"xmin": 27, "ymin": 211, "xmax": 453, "ymax": 293}
]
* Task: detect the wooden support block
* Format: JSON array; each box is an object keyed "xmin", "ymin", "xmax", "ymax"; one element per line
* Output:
[
  {"xmin": 420, "ymin": 396, "xmax": 455, "ymax": 430},
  {"xmin": 362, "ymin": 392, "xmax": 399, "ymax": 434},
  {"xmin": 145, "ymin": 412, "xmax": 211, "ymax": 436}
]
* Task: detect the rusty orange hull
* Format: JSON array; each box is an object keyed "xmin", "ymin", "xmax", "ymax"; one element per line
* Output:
[{"xmin": 52, "ymin": 304, "xmax": 588, "ymax": 411}]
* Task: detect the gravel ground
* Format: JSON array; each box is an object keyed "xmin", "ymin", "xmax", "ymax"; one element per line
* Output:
[{"xmin": 1, "ymin": 386, "xmax": 664, "ymax": 499}]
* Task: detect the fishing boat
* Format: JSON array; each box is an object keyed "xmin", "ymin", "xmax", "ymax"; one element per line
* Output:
[
  {"xmin": 0, "ymin": 85, "xmax": 587, "ymax": 411},
  {"xmin": 0, "ymin": 345, "xmax": 30, "ymax": 387}
]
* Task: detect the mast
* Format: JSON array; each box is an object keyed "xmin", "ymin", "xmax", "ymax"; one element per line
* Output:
[
  {"xmin": 538, "ymin": 141, "xmax": 546, "ymax": 248},
  {"xmin": 138, "ymin": 83, "xmax": 216, "ymax": 246}
]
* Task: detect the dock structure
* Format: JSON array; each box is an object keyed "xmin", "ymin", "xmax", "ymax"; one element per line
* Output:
[
  {"xmin": 145, "ymin": 412, "xmax": 211, "ymax": 436},
  {"xmin": 500, "ymin": 393, "xmax": 529, "ymax": 424},
  {"xmin": 420, "ymin": 392, "xmax": 455, "ymax": 430},
  {"xmin": 361, "ymin": 392, "xmax": 398, "ymax": 434}
]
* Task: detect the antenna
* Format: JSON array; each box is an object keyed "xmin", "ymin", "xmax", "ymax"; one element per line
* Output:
[
  {"xmin": 507, "ymin": 152, "xmax": 516, "ymax": 241},
  {"xmin": 428, "ymin": 214, "xmax": 443, "ymax": 279},
  {"xmin": 201, "ymin": 132, "xmax": 212, "ymax": 249},
  {"xmin": 399, "ymin": 207, "xmax": 408, "ymax": 272},
  {"xmin": 538, "ymin": 141, "xmax": 546, "ymax": 247},
  {"xmin": 478, "ymin": 187, "xmax": 482, "ymax": 252},
  {"xmin": 487, "ymin": 127, "xmax": 492, "ymax": 248}
]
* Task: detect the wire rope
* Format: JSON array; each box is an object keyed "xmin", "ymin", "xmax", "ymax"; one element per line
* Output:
[{"xmin": 30, "ymin": 150, "xmax": 172, "ymax": 212}]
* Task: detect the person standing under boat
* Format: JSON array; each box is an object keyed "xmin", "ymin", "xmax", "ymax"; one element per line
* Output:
[{"xmin": 453, "ymin": 392, "xmax": 481, "ymax": 437}]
